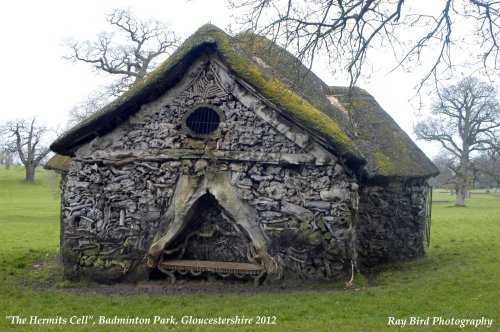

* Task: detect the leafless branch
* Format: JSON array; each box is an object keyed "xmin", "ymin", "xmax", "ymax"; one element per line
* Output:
[
  {"xmin": 230, "ymin": 0, "xmax": 500, "ymax": 90},
  {"xmin": 63, "ymin": 8, "xmax": 181, "ymax": 125},
  {"xmin": 63, "ymin": 9, "xmax": 180, "ymax": 88}
]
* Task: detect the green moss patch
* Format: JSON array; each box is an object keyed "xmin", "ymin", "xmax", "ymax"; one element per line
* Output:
[
  {"xmin": 330, "ymin": 86, "xmax": 438, "ymax": 179},
  {"xmin": 44, "ymin": 154, "xmax": 72, "ymax": 172},
  {"xmin": 373, "ymin": 149, "xmax": 396, "ymax": 175}
]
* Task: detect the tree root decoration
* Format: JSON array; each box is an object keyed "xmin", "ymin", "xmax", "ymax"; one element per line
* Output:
[
  {"xmin": 173, "ymin": 227, "xmax": 217, "ymax": 259},
  {"xmin": 287, "ymin": 255, "xmax": 307, "ymax": 264},
  {"xmin": 110, "ymin": 166, "xmax": 129, "ymax": 175},
  {"xmin": 63, "ymin": 204, "xmax": 92, "ymax": 213},
  {"xmin": 134, "ymin": 161, "xmax": 160, "ymax": 171},
  {"xmin": 344, "ymin": 259, "xmax": 356, "ymax": 290}
]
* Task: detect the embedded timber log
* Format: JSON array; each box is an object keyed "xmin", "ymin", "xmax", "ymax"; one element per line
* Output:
[{"xmin": 79, "ymin": 149, "xmax": 319, "ymax": 166}]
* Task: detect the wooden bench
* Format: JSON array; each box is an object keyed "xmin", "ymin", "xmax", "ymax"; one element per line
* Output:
[{"xmin": 157, "ymin": 259, "xmax": 266, "ymax": 286}]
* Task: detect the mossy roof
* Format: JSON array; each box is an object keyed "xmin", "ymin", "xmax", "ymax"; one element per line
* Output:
[
  {"xmin": 330, "ymin": 87, "xmax": 438, "ymax": 179},
  {"xmin": 50, "ymin": 24, "xmax": 438, "ymax": 180},
  {"xmin": 44, "ymin": 154, "xmax": 72, "ymax": 172}
]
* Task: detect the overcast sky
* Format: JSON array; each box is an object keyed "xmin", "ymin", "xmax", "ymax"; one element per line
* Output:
[{"xmin": 0, "ymin": 0, "xmax": 479, "ymax": 158}]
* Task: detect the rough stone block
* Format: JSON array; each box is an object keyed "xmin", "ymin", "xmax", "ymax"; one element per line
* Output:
[
  {"xmin": 281, "ymin": 201, "xmax": 314, "ymax": 222},
  {"xmin": 320, "ymin": 188, "xmax": 350, "ymax": 201},
  {"xmin": 304, "ymin": 200, "xmax": 331, "ymax": 209}
]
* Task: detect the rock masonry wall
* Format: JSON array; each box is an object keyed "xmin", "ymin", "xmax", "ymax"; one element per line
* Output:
[
  {"xmin": 114, "ymin": 66, "xmax": 303, "ymax": 154},
  {"xmin": 356, "ymin": 181, "xmax": 428, "ymax": 269}
]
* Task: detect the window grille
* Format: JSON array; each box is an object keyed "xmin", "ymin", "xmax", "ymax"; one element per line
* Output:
[{"xmin": 185, "ymin": 107, "xmax": 220, "ymax": 135}]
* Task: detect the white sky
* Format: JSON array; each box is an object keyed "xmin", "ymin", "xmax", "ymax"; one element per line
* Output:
[{"xmin": 1, "ymin": 0, "xmax": 482, "ymax": 159}]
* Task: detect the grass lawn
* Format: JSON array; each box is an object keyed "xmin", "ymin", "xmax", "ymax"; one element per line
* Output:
[{"xmin": 0, "ymin": 167, "xmax": 498, "ymax": 331}]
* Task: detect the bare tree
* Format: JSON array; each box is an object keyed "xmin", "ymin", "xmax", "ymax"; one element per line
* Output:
[
  {"xmin": 474, "ymin": 149, "xmax": 500, "ymax": 190},
  {"xmin": 0, "ymin": 137, "xmax": 12, "ymax": 169},
  {"xmin": 0, "ymin": 148, "xmax": 14, "ymax": 170},
  {"xmin": 64, "ymin": 8, "xmax": 181, "ymax": 124},
  {"xmin": 1, "ymin": 119, "xmax": 51, "ymax": 182},
  {"xmin": 428, "ymin": 153, "xmax": 459, "ymax": 191},
  {"xmin": 66, "ymin": 91, "xmax": 110, "ymax": 127},
  {"xmin": 415, "ymin": 77, "xmax": 500, "ymax": 206},
  {"xmin": 230, "ymin": 0, "xmax": 500, "ymax": 89}
]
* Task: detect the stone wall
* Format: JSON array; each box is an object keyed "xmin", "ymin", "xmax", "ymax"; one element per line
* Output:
[
  {"xmin": 105, "ymin": 65, "xmax": 304, "ymax": 154},
  {"xmin": 61, "ymin": 160, "xmax": 180, "ymax": 281},
  {"xmin": 356, "ymin": 180, "xmax": 428, "ymax": 269},
  {"xmin": 60, "ymin": 158, "xmax": 358, "ymax": 281},
  {"xmin": 229, "ymin": 161, "xmax": 356, "ymax": 279}
]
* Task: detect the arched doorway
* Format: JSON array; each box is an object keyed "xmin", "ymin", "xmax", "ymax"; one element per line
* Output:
[
  {"xmin": 161, "ymin": 193, "xmax": 259, "ymax": 263},
  {"xmin": 148, "ymin": 171, "xmax": 277, "ymax": 284}
]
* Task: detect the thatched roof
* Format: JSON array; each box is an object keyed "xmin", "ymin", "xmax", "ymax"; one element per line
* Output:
[
  {"xmin": 44, "ymin": 154, "xmax": 72, "ymax": 172},
  {"xmin": 50, "ymin": 24, "xmax": 437, "ymax": 180},
  {"xmin": 330, "ymin": 87, "xmax": 438, "ymax": 179}
]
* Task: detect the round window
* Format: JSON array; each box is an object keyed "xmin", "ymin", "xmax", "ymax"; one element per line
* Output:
[{"xmin": 182, "ymin": 105, "xmax": 224, "ymax": 137}]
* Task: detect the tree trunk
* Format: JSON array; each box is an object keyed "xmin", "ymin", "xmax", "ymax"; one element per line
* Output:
[
  {"xmin": 456, "ymin": 186, "xmax": 465, "ymax": 206},
  {"xmin": 25, "ymin": 163, "xmax": 36, "ymax": 182},
  {"xmin": 455, "ymin": 154, "xmax": 469, "ymax": 207}
]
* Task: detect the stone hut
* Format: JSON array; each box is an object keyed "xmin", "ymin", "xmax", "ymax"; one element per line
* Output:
[{"xmin": 47, "ymin": 24, "xmax": 438, "ymax": 284}]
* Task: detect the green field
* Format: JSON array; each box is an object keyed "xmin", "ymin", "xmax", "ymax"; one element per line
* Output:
[{"xmin": 0, "ymin": 167, "xmax": 498, "ymax": 331}]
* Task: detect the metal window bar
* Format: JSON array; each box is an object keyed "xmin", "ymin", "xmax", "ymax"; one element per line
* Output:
[{"xmin": 187, "ymin": 108, "xmax": 220, "ymax": 135}]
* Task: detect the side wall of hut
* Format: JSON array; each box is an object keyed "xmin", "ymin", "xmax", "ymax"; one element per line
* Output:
[{"xmin": 355, "ymin": 180, "xmax": 429, "ymax": 269}]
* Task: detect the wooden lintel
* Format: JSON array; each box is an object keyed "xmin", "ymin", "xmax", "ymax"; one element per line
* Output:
[{"xmin": 80, "ymin": 148, "xmax": 329, "ymax": 165}]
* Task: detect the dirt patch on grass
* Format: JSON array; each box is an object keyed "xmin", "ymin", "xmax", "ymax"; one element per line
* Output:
[
  {"xmin": 23, "ymin": 256, "xmax": 352, "ymax": 295},
  {"xmin": 432, "ymin": 200, "xmax": 450, "ymax": 204},
  {"xmin": 63, "ymin": 279, "xmax": 286, "ymax": 295},
  {"xmin": 20, "ymin": 256, "xmax": 64, "ymax": 290},
  {"xmin": 58, "ymin": 275, "xmax": 349, "ymax": 295}
]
